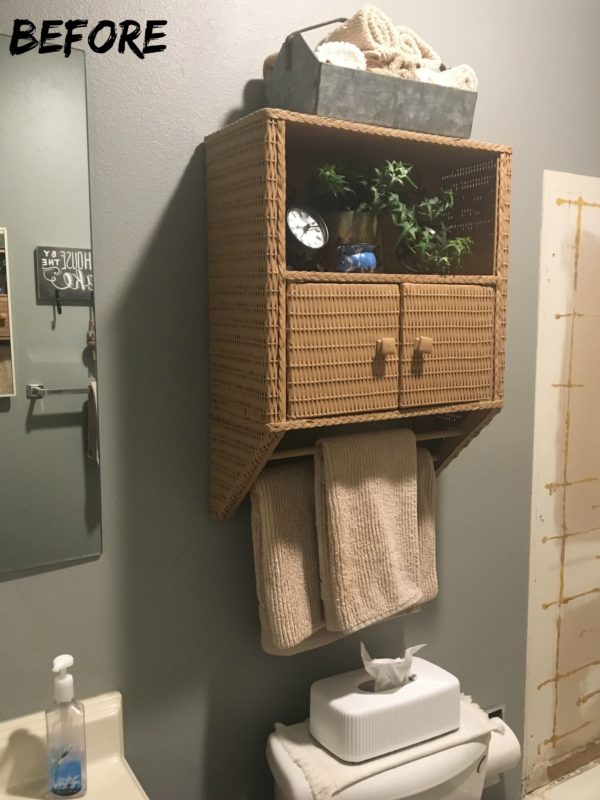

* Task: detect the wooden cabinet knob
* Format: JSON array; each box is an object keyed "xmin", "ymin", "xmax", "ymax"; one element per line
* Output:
[
  {"xmin": 0, "ymin": 313, "xmax": 7, "ymax": 324},
  {"xmin": 415, "ymin": 335, "xmax": 434, "ymax": 354},
  {"xmin": 377, "ymin": 337, "xmax": 397, "ymax": 356}
]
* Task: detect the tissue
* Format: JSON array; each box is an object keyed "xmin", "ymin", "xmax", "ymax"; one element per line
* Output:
[{"xmin": 360, "ymin": 642, "xmax": 426, "ymax": 691}]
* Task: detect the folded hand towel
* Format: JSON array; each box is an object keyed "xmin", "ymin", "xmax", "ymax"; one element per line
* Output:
[
  {"xmin": 369, "ymin": 25, "xmax": 441, "ymax": 78},
  {"xmin": 251, "ymin": 461, "xmax": 343, "ymax": 655},
  {"xmin": 321, "ymin": 5, "xmax": 402, "ymax": 74},
  {"xmin": 417, "ymin": 448, "xmax": 438, "ymax": 602},
  {"xmin": 315, "ymin": 42, "xmax": 367, "ymax": 71},
  {"xmin": 275, "ymin": 695, "xmax": 494, "ymax": 800},
  {"xmin": 315, "ymin": 429, "xmax": 424, "ymax": 634},
  {"xmin": 251, "ymin": 434, "xmax": 437, "ymax": 654},
  {"xmin": 397, "ymin": 25, "xmax": 442, "ymax": 71}
]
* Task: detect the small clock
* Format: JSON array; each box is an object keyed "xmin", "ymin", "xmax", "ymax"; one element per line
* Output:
[{"xmin": 286, "ymin": 205, "xmax": 329, "ymax": 264}]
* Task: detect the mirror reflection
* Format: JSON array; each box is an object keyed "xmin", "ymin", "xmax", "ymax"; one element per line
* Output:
[
  {"xmin": 0, "ymin": 35, "xmax": 101, "ymax": 576},
  {"xmin": 0, "ymin": 228, "xmax": 15, "ymax": 396}
]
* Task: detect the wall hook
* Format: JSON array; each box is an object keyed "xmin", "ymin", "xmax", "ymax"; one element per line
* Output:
[{"xmin": 55, "ymin": 289, "xmax": 62, "ymax": 315}]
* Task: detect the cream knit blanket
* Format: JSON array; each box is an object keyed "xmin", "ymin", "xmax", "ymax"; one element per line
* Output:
[
  {"xmin": 275, "ymin": 695, "xmax": 494, "ymax": 800},
  {"xmin": 320, "ymin": 4, "xmax": 478, "ymax": 90},
  {"xmin": 315, "ymin": 430, "xmax": 437, "ymax": 634}
]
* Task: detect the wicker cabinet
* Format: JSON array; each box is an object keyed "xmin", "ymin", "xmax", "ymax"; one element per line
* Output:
[{"xmin": 206, "ymin": 109, "xmax": 511, "ymax": 520}]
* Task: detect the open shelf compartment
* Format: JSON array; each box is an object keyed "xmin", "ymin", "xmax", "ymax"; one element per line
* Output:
[{"xmin": 284, "ymin": 112, "xmax": 511, "ymax": 278}]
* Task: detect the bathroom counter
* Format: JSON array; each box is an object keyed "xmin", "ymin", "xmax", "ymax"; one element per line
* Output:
[{"xmin": 0, "ymin": 693, "xmax": 148, "ymax": 799}]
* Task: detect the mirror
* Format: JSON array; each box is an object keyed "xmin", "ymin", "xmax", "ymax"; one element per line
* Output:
[
  {"xmin": 0, "ymin": 228, "xmax": 15, "ymax": 396},
  {"xmin": 0, "ymin": 35, "xmax": 101, "ymax": 575}
]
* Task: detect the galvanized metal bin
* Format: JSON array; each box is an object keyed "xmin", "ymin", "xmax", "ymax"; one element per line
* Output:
[{"xmin": 265, "ymin": 24, "xmax": 477, "ymax": 138}]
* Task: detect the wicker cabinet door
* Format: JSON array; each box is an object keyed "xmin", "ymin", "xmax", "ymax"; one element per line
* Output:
[
  {"xmin": 287, "ymin": 283, "xmax": 400, "ymax": 419},
  {"xmin": 399, "ymin": 283, "xmax": 495, "ymax": 408}
]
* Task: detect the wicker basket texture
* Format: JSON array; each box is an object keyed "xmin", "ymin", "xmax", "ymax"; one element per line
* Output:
[
  {"xmin": 287, "ymin": 283, "xmax": 400, "ymax": 419},
  {"xmin": 400, "ymin": 284, "xmax": 495, "ymax": 408}
]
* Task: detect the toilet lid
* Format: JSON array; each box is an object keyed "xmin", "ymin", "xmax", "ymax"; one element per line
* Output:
[{"xmin": 267, "ymin": 733, "xmax": 488, "ymax": 800}]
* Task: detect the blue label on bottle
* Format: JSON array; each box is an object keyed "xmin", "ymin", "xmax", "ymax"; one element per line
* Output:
[{"xmin": 49, "ymin": 748, "xmax": 83, "ymax": 796}]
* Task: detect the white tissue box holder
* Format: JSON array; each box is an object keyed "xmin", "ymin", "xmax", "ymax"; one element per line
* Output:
[{"xmin": 309, "ymin": 657, "xmax": 460, "ymax": 762}]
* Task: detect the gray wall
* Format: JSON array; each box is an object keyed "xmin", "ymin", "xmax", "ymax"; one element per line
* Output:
[
  {"xmin": 0, "ymin": 37, "xmax": 101, "ymax": 573},
  {"xmin": 0, "ymin": 2, "xmax": 599, "ymax": 799}
]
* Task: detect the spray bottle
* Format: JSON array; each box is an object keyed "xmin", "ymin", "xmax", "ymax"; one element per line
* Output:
[{"xmin": 45, "ymin": 654, "xmax": 87, "ymax": 797}]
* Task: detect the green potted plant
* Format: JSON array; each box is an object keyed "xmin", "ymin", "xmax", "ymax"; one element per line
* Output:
[
  {"xmin": 310, "ymin": 161, "xmax": 415, "ymax": 246},
  {"xmin": 390, "ymin": 188, "xmax": 473, "ymax": 274},
  {"xmin": 310, "ymin": 160, "xmax": 473, "ymax": 274}
]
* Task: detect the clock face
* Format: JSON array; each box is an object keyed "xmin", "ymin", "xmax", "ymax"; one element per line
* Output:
[{"xmin": 287, "ymin": 206, "xmax": 328, "ymax": 251}]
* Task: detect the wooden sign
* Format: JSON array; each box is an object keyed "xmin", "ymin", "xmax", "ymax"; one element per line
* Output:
[{"xmin": 35, "ymin": 246, "xmax": 94, "ymax": 304}]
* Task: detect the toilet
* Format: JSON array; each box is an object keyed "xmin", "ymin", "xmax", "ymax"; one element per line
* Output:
[{"xmin": 267, "ymin": 716, "xmax": 521, "ymax": 800}]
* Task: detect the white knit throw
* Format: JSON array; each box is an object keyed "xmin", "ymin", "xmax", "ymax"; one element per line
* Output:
[{"xmin": 319, "ymin": 4, "xmax": 478, "ymax": 90}]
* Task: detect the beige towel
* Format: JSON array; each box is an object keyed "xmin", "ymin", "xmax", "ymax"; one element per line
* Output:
[
  {"xmin": 374, "ymin": 25, "xmax": 443, "ymax": 78},
  {"xmin": 274, "ymin": 695, "xmax": 494, "ymax": 800},
  {"xmin": 417, "ymin": 448, "xmax": 438, "ymax": 602},
  {"xmin": 251, "ymin": 435, "xmax": 437, "ymax": 654},
  {"xmin": 251, "ymin": 461, "xmax": 343, "ymax": 655},
  {"xmin": 397, "ymin": 24, "xmax": 442, "ymax": 71},
  {"xmin": 315, "ymin": 429, "xmax": 425, "ymax": 634}
]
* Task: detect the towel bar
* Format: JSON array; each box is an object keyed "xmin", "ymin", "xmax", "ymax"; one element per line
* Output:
[
  {"xmin": 26, "ymin": 383, "xmax": 88, "ymax": 400},
  {"xmin": 268, "ymin": 429, "xmax": 463, "ymax": 462}
]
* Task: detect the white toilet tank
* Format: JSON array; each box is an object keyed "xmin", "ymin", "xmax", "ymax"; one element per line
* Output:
[{"xmin": 267, "ymin": 732, "xmax": 489, "ymax": 800}]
